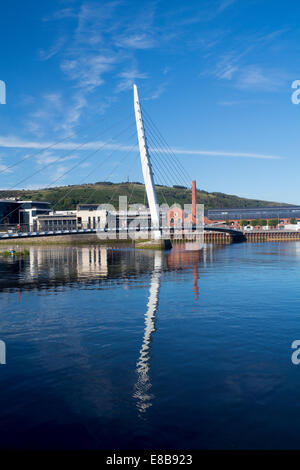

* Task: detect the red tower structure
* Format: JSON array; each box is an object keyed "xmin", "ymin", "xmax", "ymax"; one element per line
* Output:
[{"xmin": 192, "ymin": 180, "xmax": 197, "ymax": 227}]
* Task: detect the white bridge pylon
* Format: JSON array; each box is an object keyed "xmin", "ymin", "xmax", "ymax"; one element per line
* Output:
[{"xmin": 133, "ymin": 84, "xmax": 161, "ymax": 240}]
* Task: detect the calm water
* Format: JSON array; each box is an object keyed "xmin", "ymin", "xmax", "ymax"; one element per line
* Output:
[{"xmin": 1, "ymin": 242, "xmax": 300, "ymax": 449}]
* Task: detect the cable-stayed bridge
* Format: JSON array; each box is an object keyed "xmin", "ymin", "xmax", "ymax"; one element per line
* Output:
[
  {"xmin": 0, "ymin": 85, "xmax": 245, "ymax": 244},
  {"xmin": 0, "ymin": 225, "xmax": 245, "ymax": 241}
]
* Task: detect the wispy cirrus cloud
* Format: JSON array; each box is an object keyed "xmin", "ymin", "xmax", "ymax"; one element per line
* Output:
[
  {"xmin": 217, "ymin": 0, "xmax": 237, "ymax": 13},
  {"xmin": 167, "ymin": 148, "xmax": 281, "ymax": 160},
  {"xmin": 235, "ymin": 65, "xmax": 288, "ymax": 91},
  {"xmin": 39, "ymin": 37, "xmax": 66, "ymax": 61},
  {"xmin": 54, "ymin": 165, "xmax": 69, "ymax": 180},
  {"xmin": 116, "ymin": 69, "xmax": 148, "ymax": 93},
  {"xmin": 0, "ymin": 160, "xmax": 12, "ymax": 173},
  {"xmin": 203, "ymin": 28, "xmax": 289, "ymax": 91},
  {"xmin": 115, "ymin": 33, "xmax": 156, "ymax": 50},
  {"xmin": 32, "ymin": 1, "xmax": 156, "ymax": 135},
  {"xmin": 43, "ymin": 7, "xmax": 78, "ymax": 21},
  {"xmin": 34, "ymin": 150, "xmax": 78, "ymax": 165},
  {"xmin": 0, "ymin": 136, "xmax": 282, "ymax": 160},
  {"xmin": 25, "ymin": 93, "xmax": 63, "ymax": 137},
  {"xmin": 60, "ymin": 55, "xmax": 116, "ymax": 90},
  {"xmin": 144, "ymin": 83, "xmax": 168, "ymax": 101}
]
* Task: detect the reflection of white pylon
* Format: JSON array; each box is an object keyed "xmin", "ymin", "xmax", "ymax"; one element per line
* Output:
[
  {"xmin": 0, "ymin": 340, "xmax": 6, "ymax": 365},
  {"xmin": 133, "ymin": 84, "xmax": 161, "ymax": 240},
  {"xmin": 133, "ymin": 251, "xmax": 162, "ymax": 413}
]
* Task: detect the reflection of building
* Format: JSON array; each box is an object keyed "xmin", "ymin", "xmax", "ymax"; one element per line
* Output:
[
  {"xmin": 0, "ymin": 245, "xmax": 167, "ymax": 290},
  {"xmin": 27, "ymin": 246, "xmax": 109, "ymax": 279},
  {"xmin": 77, "ymin": 246, "xmax": 108, "ymax": 277},
  {"xmin": 167, "ymin": 246, "xmax": 201, "ymax": 300}
]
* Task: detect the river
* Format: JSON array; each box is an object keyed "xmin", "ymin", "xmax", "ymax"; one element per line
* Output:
[{"xmin": 0, "ymin": 242, "xmax": 300, "ymax": 449}]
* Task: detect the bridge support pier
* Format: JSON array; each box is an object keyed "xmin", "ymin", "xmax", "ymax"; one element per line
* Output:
[{"xmin": 135, "ymin": 239, "xmax": 172, "ymax": 250}]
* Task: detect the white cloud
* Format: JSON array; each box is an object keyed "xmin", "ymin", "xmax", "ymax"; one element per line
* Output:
[
  {"xmin": 44, "ymin": 8, "xmax": 78, "ymax": 21},
  {"xmin": 43, "ymin": 93, "xmax": 62, "ymax": 107},
  {"xmin": 116, "ymin": 69, "xmax": 148, "ymax": 93},
  {"xmin": 115, "ymin": 34, "xmax": 156, "ymax": 50},
  {"xmin": 217, "ymin": 0, "xmax": 237, "ymax": 13},
  {"xmin": 0, "ymin": 136, "xmax": 282, "ymax": 160},
  {"xmin": 34, "ymin": 150, "xmax": 78, "ymax": 165},
  {"xmin": 163, "ymin": 66, "xmax": 171, "ymax": 75},
  {"xmin": 61, "ymin": 92, "xmax": 88, "ymax": 134},
  {"xmin": 204, "ymin": 28, "xmax": 289, "ymax": 91},
  {"xmin": 25, "ymin": 93, "xmax": 63, "ymax": 137},
  {"xmin": 60, "ymin": 55, "xmax": 115, "ymax": 90},
  {"xmin": 144, "ymin": 83, "xmax": 167, "ymax": 101},
  {"xmin": 25, "ymin": 1, "xmax": 176, "ymax": 137},
  {"xmin": 52, "ymin": 165, "xmax": 69, "ymax": 182},
  {"xmin": 39, "ymin": 37, "xmax": 66, "ymax": 61},
  {"xmin": 166, "ymin": 148, "xmax": 281, "ymax": 160},
  {"xmin": 236, "ymin": 66, "xmax": 287, "ymax": 91},
  {"xmin": 0, "ymin": 162, "xmax": 12, "ymax": 173}
]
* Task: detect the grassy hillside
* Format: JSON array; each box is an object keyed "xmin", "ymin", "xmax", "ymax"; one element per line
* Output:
[{"xmin": 0, "ymin": 182, "xmax": 291, "ymax": 211}]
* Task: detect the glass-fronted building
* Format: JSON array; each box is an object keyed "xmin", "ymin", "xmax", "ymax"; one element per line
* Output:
[
  {"xmin": 205, "ymin": 206, "xmax": 300, "ymax": 222},
  {"xmin": 0, "ymin": 200, "xmax": 21, "ymax": 229},
  {"xmin": 0, "ymin": 199, "xmax": 51, "ymax": 232}
]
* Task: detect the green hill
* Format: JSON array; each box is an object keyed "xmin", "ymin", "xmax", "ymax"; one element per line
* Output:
[{"xmin": 0, "ymin": 182, "xmax": 291, "ymax": 211}]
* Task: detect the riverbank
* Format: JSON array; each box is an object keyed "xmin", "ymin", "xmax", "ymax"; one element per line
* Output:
[
  {"xmin": 1, "ymin": 230, "xmax": 299, "ymax": 246},
  {"xmin": 0, "ymin": 234, "xmax": 135, "ymax": 246},
  {"xmin": 244, "ymin": 230, "xmax": 300, "ymax": 242},
  {"xmin": 0, "ymin": 249, "xmax": 30, "ymax": 257}
]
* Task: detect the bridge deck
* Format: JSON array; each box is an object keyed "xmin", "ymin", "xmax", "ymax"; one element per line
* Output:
[{"xmin": 0, "ymin": 225, "xmax": 244, "ymax": 240}]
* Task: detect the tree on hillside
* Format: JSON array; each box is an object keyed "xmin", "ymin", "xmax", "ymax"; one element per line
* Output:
[
  {"xmin": 250, "ymin": 219, "xmax": 267, "ymax": 227},
  {"xmin": 290, "ymin": 217, "xmax": 297, "ymax": 224},
  {"xmin": 240, "ymin": 220, "xmax": 248, "ymax": 227},
  {"xmin": 268, "ymin": 219, "xmax": 278, "ymax": 228}
]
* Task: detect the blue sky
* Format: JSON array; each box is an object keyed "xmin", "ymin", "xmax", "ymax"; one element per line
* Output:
[{"xmin": 1, "ymin": 0, "xmax": 300, "ymax": 204}]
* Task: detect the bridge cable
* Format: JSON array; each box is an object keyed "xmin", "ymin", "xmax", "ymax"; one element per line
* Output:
[
  {"xmin": 141, "ymin": 105, "xmax": 192, "ymax": 187},
  {"xmin": 2, "ymin": 103, "xmax": 134, "ymax": 172},
  {"xmin": 77, "ymin": 143, "xmax": 140, "ymax": 208},
  {"xmin": 0, "ymin": 122, "xmax": 136, "ymax": 224},
  {"xmin": 142, "ymin": 115, "xmax": 190, "ymax": 188},
  {"xmin": 42, "ymin": 122, "xmax": 136, "ymax": 192},
  {"xmin": 5, "ymin": 114, "xmax": 135, "ymax": 191},
  {"xmin": 143, "ymin": 118, "xmax": 191, "ymax": 189},
  {"xmin": 51, "ymin": 132, "xmax": 138, "ymax": 211},
  {"xmin": 141, "ymin": 105, "xmax": 192, "ymax": 186}
]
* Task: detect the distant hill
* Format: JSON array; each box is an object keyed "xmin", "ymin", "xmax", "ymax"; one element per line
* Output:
[{"xmin": 0, "ymin": 182, "xmax": 291, "ymax": 211}]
